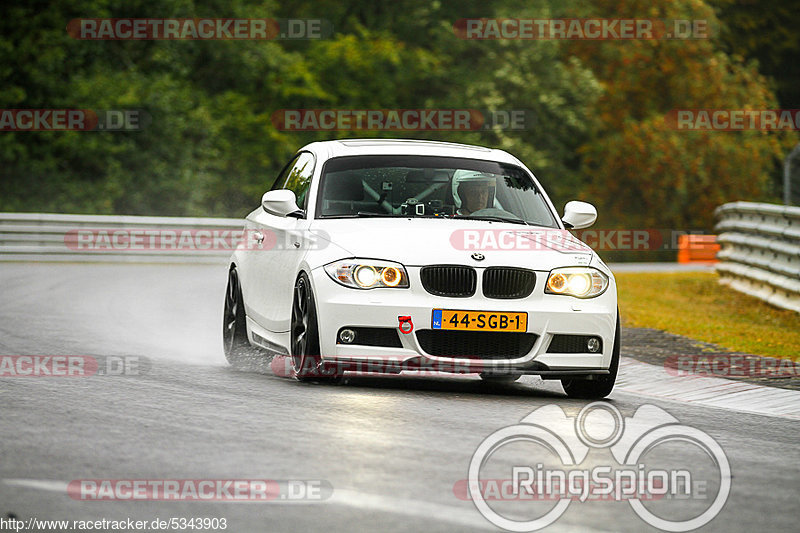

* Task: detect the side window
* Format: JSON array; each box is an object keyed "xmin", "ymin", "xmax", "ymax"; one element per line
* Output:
[
  {"xmin": 273, "ymin": 152, "xmax": 315, "ymax": 211},
  {"xmin": 271, "ymin": 154, "xmax": 300, "ymax": 192}
]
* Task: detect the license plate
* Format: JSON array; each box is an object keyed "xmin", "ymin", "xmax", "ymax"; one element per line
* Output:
[{"xmin": 431, "ymin": 309, "xmax": 527, "ymax": 332}]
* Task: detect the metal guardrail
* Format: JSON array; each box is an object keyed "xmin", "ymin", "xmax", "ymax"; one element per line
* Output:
[
  {"xmin": 714, "ymin": 202, "xmax": 800, "ymax": 312},
  {"xmin": 0, "ymin": 212, "xmax": 243, "ymax": 264}
]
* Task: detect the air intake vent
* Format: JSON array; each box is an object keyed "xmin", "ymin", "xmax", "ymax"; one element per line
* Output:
[
  {"xmin": 420, "ymin": 265, "xmax": 477, "ymax": 297},
  {"xmin": 483, "ymin": 267, "xmax": 536, "ymax": 299},
  {"xmin": 416, "ymin": 330, "xmax": 538, "ymax": 359}
]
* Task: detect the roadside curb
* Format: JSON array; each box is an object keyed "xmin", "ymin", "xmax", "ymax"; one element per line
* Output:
[{"xmin": 616, "ymin": 356, "xmax": 800, "ymax": 419}]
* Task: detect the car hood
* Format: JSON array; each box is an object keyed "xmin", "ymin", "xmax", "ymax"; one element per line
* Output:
[{"xmin": 312, "ymin": 218, "xmax": 594, "ymax": 270}]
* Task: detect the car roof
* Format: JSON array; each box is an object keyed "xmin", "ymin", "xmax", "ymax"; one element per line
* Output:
[{"xmin": 300, "ymin": 139, "xmax": 523, "ymax": 165}]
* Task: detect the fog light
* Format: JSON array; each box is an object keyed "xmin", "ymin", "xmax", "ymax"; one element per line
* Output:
[
  {"xmin": 339, "ymin": 329, "xmax": 356, "ymax": 344},
  {"xmin": 587, "ymin": 337, "xmax": 601, "ymax": 353}
]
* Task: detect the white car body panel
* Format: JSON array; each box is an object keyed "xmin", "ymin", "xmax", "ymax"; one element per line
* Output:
[{"xmin": 231, "ymin": 139, "xmax": 618, "ymax": 376}]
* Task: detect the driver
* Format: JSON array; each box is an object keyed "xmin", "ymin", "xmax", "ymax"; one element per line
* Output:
[{"xmin": 452, "ymin": 171, "xmax": 497, "ymax": 215}]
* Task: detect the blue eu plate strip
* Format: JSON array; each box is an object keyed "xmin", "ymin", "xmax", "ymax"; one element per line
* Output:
[{"xmin": 432, "ymin": 309, "xmax": 442, "ymax": 329}]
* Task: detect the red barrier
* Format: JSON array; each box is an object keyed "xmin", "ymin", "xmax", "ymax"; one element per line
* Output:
[{"xmin": 677, "ymin": 235, "xmax": 719, "ymax": 263}]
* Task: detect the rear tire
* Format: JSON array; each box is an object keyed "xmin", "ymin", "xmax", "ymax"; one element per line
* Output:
[
  {"xmin": 223, "ymin": 267, "xmax": 257, "ymax": 368},
  {"xmin": 561, "ymin": 314, "xmax": 620, "ymax": 399}
]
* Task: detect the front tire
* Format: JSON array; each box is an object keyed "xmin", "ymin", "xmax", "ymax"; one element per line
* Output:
[
  {"xmin": 290, "ymin": 272, "xmax": 338, "ymax": 383},
  {"xmin": 561, "ymin": 314, "xmax": 620, "ymax": 399}
]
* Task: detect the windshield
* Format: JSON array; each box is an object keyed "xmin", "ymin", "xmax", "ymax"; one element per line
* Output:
[{"xmin": 316, "ymin": 155, "xmax": 559, "ymax": 227}]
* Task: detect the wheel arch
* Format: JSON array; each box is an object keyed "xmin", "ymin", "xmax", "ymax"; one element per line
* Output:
[{"xmin": 294, "ymin": 263, "xmax": 323, "ymax": 319}]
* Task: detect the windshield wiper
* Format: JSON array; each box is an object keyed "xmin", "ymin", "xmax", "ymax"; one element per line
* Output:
[
  {"xmin": 355, "ymin": 212, "xmax": 398, "ymax": 217},
  {"xmin": 452, "ymin": 215, "xmax": 529, "ymax": 225},
  {"xmin": 328, "ymin": 213, "xmax": 534, "ymax": 225},
  {"xmin": 319, "ymin": 212, "xmax": 398, "ymax": 219}
]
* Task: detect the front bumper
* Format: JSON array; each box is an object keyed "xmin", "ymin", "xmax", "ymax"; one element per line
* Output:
[{"xmin": 309, "ymin": 266, "xmax": 617, "ymax": 376}]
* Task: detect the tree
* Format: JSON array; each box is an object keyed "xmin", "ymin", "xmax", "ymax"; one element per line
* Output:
[
  {"xmin": 569, "ymin": 0, "xmax": 796, "ymax": 229},
  {"xmin": 708, "ymin": 0, "xmax": 800, "ymax": 109}
]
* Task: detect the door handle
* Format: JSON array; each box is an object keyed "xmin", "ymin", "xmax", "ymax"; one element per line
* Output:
[{"xmin": 253, "ymin": 231, "xmax": 265, "ymax": 244}]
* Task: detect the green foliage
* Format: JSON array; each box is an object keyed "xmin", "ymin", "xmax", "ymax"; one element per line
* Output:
[{"xmin": 0, "ymin": 0, "xmax": 795, "ymax": 228}]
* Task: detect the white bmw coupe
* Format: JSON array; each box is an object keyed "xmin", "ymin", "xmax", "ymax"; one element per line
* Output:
[{"xmin": 224, "ymin": 139, "xmax": 619, "ymax": 398}]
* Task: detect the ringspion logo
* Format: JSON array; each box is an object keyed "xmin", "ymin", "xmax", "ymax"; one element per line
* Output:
[{"xmin": 463, "ymin": 403, "xmax": 730, "ymax": 531}]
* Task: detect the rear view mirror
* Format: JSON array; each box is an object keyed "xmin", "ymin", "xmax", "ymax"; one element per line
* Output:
[
  {"xmin": 404, "ymin": 170, "xmax": 451, "ymax": 183},
  {"xmin": 562, "ymin": 201, "xmax": 597, "ymax": 229},
  {"xmin": 262, "ymin": 189, "xmax": 303, "ymax": 217}
]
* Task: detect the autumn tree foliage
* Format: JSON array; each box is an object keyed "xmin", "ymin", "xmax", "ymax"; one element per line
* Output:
[{"xmin": 569, "ymin": 0, "xmax": 796, "ymax": 229}]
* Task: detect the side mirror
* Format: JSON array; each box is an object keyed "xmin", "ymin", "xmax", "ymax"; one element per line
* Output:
[
  {"xmin": 562, "ymin": 201, "xmax": 597, "ymax": 229},
  {"xmin": 262, "ymin": 189, "xmax": 303, "ymax": 217}
]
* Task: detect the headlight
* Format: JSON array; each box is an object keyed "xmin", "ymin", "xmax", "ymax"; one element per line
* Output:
[
  {"xmin": 324, "ymin": 260, "xmax": 410, "ymax": 289},
  {"xmin": 545, "ymin": 267, "xmax": 609, "ymax": 298}
]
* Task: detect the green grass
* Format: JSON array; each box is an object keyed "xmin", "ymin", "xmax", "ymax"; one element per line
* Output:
[{"xmin": 615, "ymin": 272, "xmax": 800, "ymax": 359}]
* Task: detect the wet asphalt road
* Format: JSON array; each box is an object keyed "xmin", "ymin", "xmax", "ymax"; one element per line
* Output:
[{"xmin": 0, "ymin": 263, "xmax": 798, "ymax": 532}]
